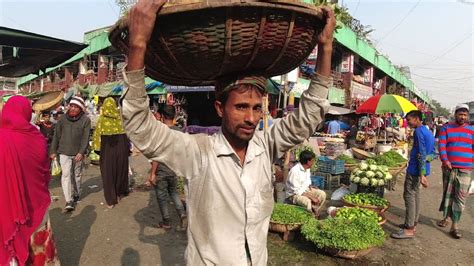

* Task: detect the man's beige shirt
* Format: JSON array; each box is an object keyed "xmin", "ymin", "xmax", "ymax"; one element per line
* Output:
[{"xmin": 121, "ymin": 69, "xmax": 330, "ymax": 265}]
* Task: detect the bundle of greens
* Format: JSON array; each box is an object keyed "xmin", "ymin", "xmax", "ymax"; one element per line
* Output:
[
  {"xmin": 343, "ymin": 193, "xmax": 389, "ymax": 208},
  {"xmin": 336, "ymin": 154, "xmax": 358, "ymax": 164},
  {"xmin": 349, "ymin": 159, "xmax": 392, "ymax": 187},
  {"xmin": 335, "ymin": 207, "xmax": 382, "ymax": 224},
  {"xmin": 301, "ymin": 217, "xmax": 386, "ymax": 251},
  {"xmin": 374, "ymin": 150, "xmax": 407, "ymax": 167},
  {"xmin": 271, "ymin": 203, "xmax": 314, "ymax": 224}
]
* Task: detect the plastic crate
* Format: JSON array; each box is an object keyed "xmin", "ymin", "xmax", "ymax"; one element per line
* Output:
[
  {"xmin": 311, "ymin": 175, "xmax": 326, "ymax": 190},
  {"xmin": 318, "ymin": 156, "xmax": 345, "ymax": 174},
  {"xmin": 314, "ymin": 172, "xmax": 340, "ymax": 190}
]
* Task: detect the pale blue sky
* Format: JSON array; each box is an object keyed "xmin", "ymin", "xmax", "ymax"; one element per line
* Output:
[{"xmin": 1, "ymin": 0, "xmax": 473, "ymax": 108}]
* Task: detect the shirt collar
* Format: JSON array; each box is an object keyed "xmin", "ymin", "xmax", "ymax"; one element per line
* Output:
[{"xmin": 214, "ymin": 131, "xmax": 265, "ymax": 164}]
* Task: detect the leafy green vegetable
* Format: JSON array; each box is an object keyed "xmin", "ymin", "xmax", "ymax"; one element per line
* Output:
[
  {"xmin": 343, "ymin": 193, "xmax": 389, "ymax": 208},
  {"xmin": 271, "ymin": 203, "xmax": 313, "ymax": 224},
  {"xmin": 335, "ymin": 207, "xmax": 381, "ymax": 224},
  {"xmin": 336, "ymin": 154, "xmax": 358, "ymax": 164},
  {"xmin": 301, "ymin": 217, "xmax": 386, "ymax": 251},
  {"xmin": 374, "ymin": 151, "xmax": 407, "ymax": 167}
]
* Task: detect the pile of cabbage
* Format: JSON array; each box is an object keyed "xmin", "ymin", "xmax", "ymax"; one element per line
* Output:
[{"xmin": 349, "ymin": 159, "xmax": 392, "ymax": 187}]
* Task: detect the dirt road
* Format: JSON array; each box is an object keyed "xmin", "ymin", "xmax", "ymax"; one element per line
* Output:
[{"xmin": 48, "ymin": 156, "xmax": 473, "ymax": 265}]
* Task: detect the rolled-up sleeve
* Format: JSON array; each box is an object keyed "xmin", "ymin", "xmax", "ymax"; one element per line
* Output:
[
  {"xmin": 120, "ymin": 68, "xmax": 201, "ymax": 178},
  {"xmin": 266, "ymin": 74, "xmax": 331, "ymax": 162}
]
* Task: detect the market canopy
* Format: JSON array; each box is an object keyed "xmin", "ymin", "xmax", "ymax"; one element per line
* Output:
[
  {"xmin": 356, "ymin": 94, "xmax": 418, "ymax": 114},
  {"xmin": 0, "ymin": 26, "xmax": 86, "ymax": 77}
]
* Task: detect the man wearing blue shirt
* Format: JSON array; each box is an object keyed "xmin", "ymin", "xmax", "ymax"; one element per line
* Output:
[
  {"xmin": 327, "ymin": 117, "xmax": 341, "ymax": 134},
  {"xmin": 392, "ymin": 110, "xmax": 435, "ymax": 239}
]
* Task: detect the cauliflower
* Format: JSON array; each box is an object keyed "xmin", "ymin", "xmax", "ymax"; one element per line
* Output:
[
  {"xmin": 370, "ymin": 178, "xmax": 379, "ymax": 187},
  {"xmin": 353, "ymin": 176, "xmax": 361, "ymax": 184},
  {"xmin": 379, "ymin": 165, "xmax": 389, "ymax": 172},
  {"xmin": 384, "ymin": 172, "xmax": 393, "ymax": 181},
  {"xmin": 365, "ymin": 171, "xmax": 375, "ymax": 178},
  {"xmin": 376, "ymin": 171, "xmax": 384, "ymax": 179},
  {"xmin": 360, "ymin": 177, "xmax": 370, "ymax": 186},
  {"xmin": 378, "ymin": 179, "xmax": 385, "ymax": 186},
  {"xmin": 369, "ymin": 165, "xmax": 378, "ymax": 171},
  {"xmin": 359, "ymin": 162, "xmax": 369, "ymax": 171}
]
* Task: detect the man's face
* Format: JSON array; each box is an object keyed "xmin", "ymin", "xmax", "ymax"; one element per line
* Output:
[
  {"xmin": 68, "ymin": 104, "xmax": 81, "ymax": 117},
  {"xmin": 215, "ymin": 85, "xmax": 263, "ymax": 143},
  {"xmin": 43, "ymin": 115, "xmax": 50, "ymax": 123},
  {"xmin": 455, "ymin": 110, "xmax": 468, "ymax": 125},
  {"xmin": 406, "ymin": 115, "xmax": 419, "ymax": 129}
]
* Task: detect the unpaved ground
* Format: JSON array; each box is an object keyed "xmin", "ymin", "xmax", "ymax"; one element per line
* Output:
[{"xmin": 48, "ymin": 156, "xmax": 473, "ymax": 265}]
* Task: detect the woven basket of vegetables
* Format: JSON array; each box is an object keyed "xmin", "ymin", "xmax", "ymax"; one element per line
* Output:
[
  {"xmin": 109, "ymin": 0, "xmax": 325, "ymax": 86},
  {"xmin": 270, "ymin": 203, "xmax": 313, "ymax": 233},
  {"xmin": 301, "ymin": 217, "xmax": 385, "ymax": 260},
  {"xmin": 342, "ymin": 193, "xmax": 390, "ymax": 214}
]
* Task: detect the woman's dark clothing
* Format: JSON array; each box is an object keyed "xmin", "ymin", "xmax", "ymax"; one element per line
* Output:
[{"xmin": 100, "ymin": 134, "xmax": 129, "ymax": 205}]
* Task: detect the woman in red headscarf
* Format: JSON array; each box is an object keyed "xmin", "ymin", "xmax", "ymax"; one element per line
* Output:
[{"xmin": 0, "ymin": 96, "xmax": 59, "ymax": 266}]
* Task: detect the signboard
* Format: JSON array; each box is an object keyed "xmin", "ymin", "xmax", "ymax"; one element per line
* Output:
[
  {"xmin": 363, "ymin": 67, "xmax": 373, "ymax": 85},
  {"xmin": 340, "ymin": 53, "xmax": 354, "ymax": 73},
  {"xmin": 351, "ymin": 81, "xmax": 373, "ymax": 99}
]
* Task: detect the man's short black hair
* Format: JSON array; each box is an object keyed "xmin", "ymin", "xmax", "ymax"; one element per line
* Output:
[
  {"xmin": 299, "ymin": 150, "xmax": 316, "ymax": 165},
  {"xmin": 160, "ymin": 105, "xmax": 176, "ymax": 120},
  {"xmin": 406, "ymin": 110, "xmax": 422, "ymax": 121}
]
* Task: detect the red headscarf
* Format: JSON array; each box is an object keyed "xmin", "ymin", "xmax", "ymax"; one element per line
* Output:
[{"xmin": 0, "ymin": 96, "xmax": 51, "ymax": 265}]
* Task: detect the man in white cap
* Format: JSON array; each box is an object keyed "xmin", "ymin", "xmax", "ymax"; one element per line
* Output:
[
  {"xmin": 437, "ymin": 103, "xmax": 473, "ymax": 239},
  {"xmin": 50, "ymin": 96, "xmax": 91, "ymax": 211}
]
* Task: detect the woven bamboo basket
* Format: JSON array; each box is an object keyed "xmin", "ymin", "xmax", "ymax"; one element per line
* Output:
[
  {"xmin": 344, "ymin": 163, "xmax": 358, "ymax": 173},
  {"xmin": 269, "ymin": 221, "xmax": 302, "ymax": 241},
  {"xmin": 388, "ymin": 162, "xmax": 407, "ymax": 176},
  {"xmin": 109, "ymin": 0, "xmax": 325, "ymax": 86},
  {"xmin": 351, "ymin": 147, "xmax": 375, "ymax": 160},
  {"xmin": 323, "ymin": 246, "xmax": 374, "ymax": 260},
  {"xmin": 32, "ymin": 91, "xmax": 64, "ymax": 112}
]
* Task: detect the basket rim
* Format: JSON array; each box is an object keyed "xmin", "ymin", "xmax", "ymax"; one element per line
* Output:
[{"xmin": 32, "ymin": 91, "xmax": 64, "ymax": 112}]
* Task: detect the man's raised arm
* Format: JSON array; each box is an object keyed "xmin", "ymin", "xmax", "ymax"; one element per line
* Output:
[
  {"xmin": 266, "ymin": 6, "xmax": 336, "ymax": 161},
  {"xmin": 120, "ymin": 0, "xmax": 201, "ymax": 178}
]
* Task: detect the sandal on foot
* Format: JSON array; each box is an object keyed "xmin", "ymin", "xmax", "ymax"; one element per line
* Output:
[
  {"xmin": 450, "ymin": 230, "xmax": 462, "ymax": 239},
  {"xmin": 437, "ymin": 219, "xmax": 449, "ymax": 227},
  {"xmin": 399, "ymin": 224, "xmax": 417, "ymax": 232},
  {"xmin": 391, "ymin": 229, "xmax": 415, "ymax": 239}
]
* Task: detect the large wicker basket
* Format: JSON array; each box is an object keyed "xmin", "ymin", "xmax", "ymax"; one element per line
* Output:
[
  {"xmin": 323, "ymin": 247, "xmax": 374, "ymax": 260},
  {"xmin": 269, "ymin": 221, "xmax": 302, "ymax": 241},
  {"xmin": 109, "ymin": 0, "xmax": 325, "ymax": 86},
  {"xmin": 32, "ymin": 91, "xmax": 64, "ymax": 112}
]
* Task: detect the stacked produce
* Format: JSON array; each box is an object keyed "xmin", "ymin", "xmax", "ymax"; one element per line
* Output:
[
  {"xmin": 349, "ymin": 159, "xmax": 392, "ymax": 187},
  {"xmin": 343, "ymin": 193, "xmax": 389, "ymax": 209},
  {"xmin": 336, "ymin": 154, "xmax": 358, "ymax": 164},
  {"xmin": 301, "ymin": 216, "xmax": 386, "ymax": 252},
  {"xmin": 373, "ymin": 150, "xmax": 407, "ymax": 167},
  {"xmin": 271, "ymin": 203, "xmax": 313, "ymax": 225},
  {"xmin": 324, "ymin": 142, "xmax": 346, "ymax": 157},
  {"xmin": 335, "ymin": 207, "xmax": 382, "ymax": 224}
]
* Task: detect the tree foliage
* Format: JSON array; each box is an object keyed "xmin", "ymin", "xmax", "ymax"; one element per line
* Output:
[{"xmin": 431, "ymin": 99, "xmax": 451, "ymax": 117}]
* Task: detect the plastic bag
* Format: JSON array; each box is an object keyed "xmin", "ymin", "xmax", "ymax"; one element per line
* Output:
[
  {"xmin": 51, "ymin": 159, "xmax": 61, "ymax": 177},
  {"xmin": 330, "ymin": 186, "xmax": 351, "ymax": 201}
]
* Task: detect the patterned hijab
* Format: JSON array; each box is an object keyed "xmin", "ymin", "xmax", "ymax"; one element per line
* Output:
[{"xmin": 92, "ymin": 97, "xmax": 125, "ymax": 151}]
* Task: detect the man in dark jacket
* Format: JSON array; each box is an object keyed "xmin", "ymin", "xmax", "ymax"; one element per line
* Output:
[{"xmin": 50, "ymin": 96, "xmax": 91, "ymax": 211}]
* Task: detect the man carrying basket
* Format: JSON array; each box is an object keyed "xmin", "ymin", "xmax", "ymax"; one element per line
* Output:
[{"xmin": 121, "ymin": 0, "xmax": 336, "ymax": 264}]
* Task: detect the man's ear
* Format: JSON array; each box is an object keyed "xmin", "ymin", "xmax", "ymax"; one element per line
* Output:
[{"xmin": 215, "ymin": 101, "xmax": 224, "ymax": 118}]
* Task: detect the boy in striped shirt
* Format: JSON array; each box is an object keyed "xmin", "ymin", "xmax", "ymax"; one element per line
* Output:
[{"xmin": 437, "ymin": 103, "xmax": 474, "ymax": 239}]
